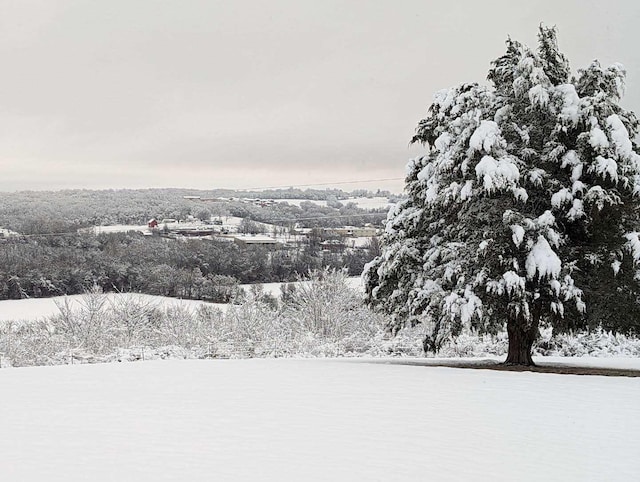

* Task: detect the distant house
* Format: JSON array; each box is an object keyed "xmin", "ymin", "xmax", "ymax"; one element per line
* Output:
[{"xmin": 148, "ymin": 218, "xmax": 158, "ymax": 228}]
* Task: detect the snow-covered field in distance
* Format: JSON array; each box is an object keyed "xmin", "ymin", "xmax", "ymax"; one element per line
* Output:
[
  {"xmin": 271, "ymin": 198, "xmax": 329, "ymax": 207},
  {"xmin": 90, "ymin": 224, "xmax": 149, "ymax": 234},
  {"xmin": 0, "ymin": 358, "xmax": 637, "ymax": 482},
  {"xmin": 0, "ymin": 227, "xmax": 20, "ymax": 237},
  {"xmin": 347, "ymin": 196, "xmax": 395, "ymax": 210},
  {"xmin": 0, "ymin": 293, "xmax": 225, "ymax": 323},
  {"xmin": 273, "ymin": 196, "xmax": 394, "ymax": 210},
  {"xmin": 79, "ymin": 197, "xmax": 394, "ymax": 236},
  {"xmin": 248, "ymin": 276, "xmax": 363, "ymax": 298},
  {"xmin": 0, "ymin": 277, "xmax": 364, "ymax": 323},
  {"xmin": 86, "ymin": 216, "xmax": 277, "ymax": 235}
]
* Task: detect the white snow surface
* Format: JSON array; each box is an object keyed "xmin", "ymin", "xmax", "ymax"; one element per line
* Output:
[
  {"xmin": 0, "ymin": 278, "xmax": 365, "ymax": 323},
  {"xmin": 273, "ymin": 196, "xmax": 394, "ymax": 210},
  {"xmin": 242, "ymin": 276, "xmax": 364, "ymax": 298},
  {"xmin": 346, "ymin": 196, "xmax": 395, "ymax": 210},
  {"xmin": 0, "ymin": 293, "xmax": 225, "ymax": 323},
  {"xmin": 90, "ymin": 224, "xmax": 149, "ymax": 234},
  {"xmin": 0, "ymin": 358, "xmax": 638, "ymax": 482},
  {"xmin": 0, "ymin": 227, "xmax": 20, "ymax": 237},
  {"xmin": 272, "ymin": 198, "xmax": 329, "ymax": 207}
]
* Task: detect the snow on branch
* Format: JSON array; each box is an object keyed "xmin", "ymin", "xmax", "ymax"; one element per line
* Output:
[
  {"xmin": 469, "ymin": 120, "xmax": 504, "ymax": 154},
  {"xmin": 625, "ymin": 232, "xmax": 640, "ymax": 265},
  {"xmin": 475, "ymin": 155, "xmax": 520, "ymax": 193},
  {"xmin": 525, "ymin": 235, "xmax": 562, "ymax": 280}
]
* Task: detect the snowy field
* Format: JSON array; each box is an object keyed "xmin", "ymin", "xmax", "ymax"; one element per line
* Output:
[
  {"xmin": 272, "ymin": 196, "xmax": 394, "ymax": 210},
  {"xmin": 0, "ymin": 293, "xmax": 224, "ymax": 323},
  {"xmin": 346, "ymin": 196, "xmax": 395, "ymax": 210},
  {"xmin": 84, "ymin": 217, "xmax": 275, "ymax": 235},
  {"xmin": 247, "ymin": 276, "xmax": 363, "ymax": 298},
  {"xmin": 90, "ymin": 224, "xmax": 149, "ymax": 234},
  {"xmin": 81, "ymin": 200, "xmax": 392, "ymax": 237},
  {"xmin": 272, "ymin": 198, "xmax": 329, "ymax": 207},
  {"xmin": 0, "ymin": 227, "xmax": 20, "ymax": 237},
  {"xmin": 0, "ymin": 358, "xmax": 638, "ymax": 481},
  {"xmin": 74, "ymin": 192, "xmax": 395, "ymax": 239},
  {"xmin": 0, "ymin": 278, "xmax": 364, "ymax": 323}
]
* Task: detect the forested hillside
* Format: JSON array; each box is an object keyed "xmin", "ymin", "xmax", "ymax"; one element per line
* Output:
[
  {"xmin": 0, "ymin": 187, "xmax": 393, "ymax": 233},
  {"xmin": 0, "ymin": 232, "xmax": 377, "ymax": 301}
]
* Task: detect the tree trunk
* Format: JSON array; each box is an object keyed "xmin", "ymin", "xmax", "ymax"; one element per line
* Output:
[{"xmin": 504, "ymin": 319, "xmax": 538, "ymax": 366}]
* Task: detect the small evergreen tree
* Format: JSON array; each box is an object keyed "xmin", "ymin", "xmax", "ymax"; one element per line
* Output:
[{"xmin": 364, "ymin": 26, "xmax": 640, "ymax": 365}]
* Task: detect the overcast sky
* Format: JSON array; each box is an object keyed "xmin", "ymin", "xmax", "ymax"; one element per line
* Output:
[{"xmin": 1, "ymin": 0, "xmax": 638, "ymax": 193}]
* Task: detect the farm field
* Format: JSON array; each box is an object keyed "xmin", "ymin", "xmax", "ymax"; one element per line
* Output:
[
  {"xmin": 0, "ymin": 358, "xmax": 638, "ymax": 481},
  {"xmin": 248, "ymin": 276, "xmax": 363, "ymax": 298},
  {"xmin": 0, "ymin": 293, "xmax": 225, "ymax": 323},
  {"xmin": 272, "ymin": 196, "xmax": 394, "ymax": 210},
  {"xmin": 0, "ymin": 278, "xmax": 364, "ymax": 323}
]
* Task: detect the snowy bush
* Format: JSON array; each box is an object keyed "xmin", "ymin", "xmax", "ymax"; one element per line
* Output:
[
  {"xmin": 0, "ymin": 269, "xmax": 385, "ymax": 366},
  {"xmin": 1, "ymin": 268, "xmax": 639, "ymax": 368},
  {"xmin": 383, "ymin": 325, "xmax": 640, "ymax": 359},
  {"xmin": 281, "ymin": 268, "xmax": 383, "ymax": 341}
]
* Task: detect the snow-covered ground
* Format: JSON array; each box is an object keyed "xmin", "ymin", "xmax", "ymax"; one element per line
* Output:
[
  {"xmin": 0, "ymin": 293, "xmax": 224, "ymax": 323},
  {"xmin": 272, "ymin": 198, "xmax": 329, "ymax": 207},
  {"xmin": 0, "ymin": 358, "xmax": 637, "ymax": 481},
  {"xmin": 0, "ymin": 227, "xmax": 20, "ymax": 237},
  {"xmin": 214, "ymin": 215, "xmax": 275, "ymax": 232},
  {"xmin": 531, "ymin": 355, "xmax": 640, "ymax": 370},
  {"xmin": 242, "ymin": 276, "xmax": 363, "ymax": 298},
  {"xmin": 83, "ymin": 217, "xmax": 278, "ymax": 236},
  {"xmin": 272, "ymin": 196, "xmax": 394, "ymax": 210},
  {"xmin": 347, "ymin": 196, "xmax": 395, "ymax": 210},
  {"xmin": 0, "ymin": 278, "xmax": 364, "ymax": 323},
  {"xmin": 91, "ymin": 224, "xmax": 149, "ymax": 234}
]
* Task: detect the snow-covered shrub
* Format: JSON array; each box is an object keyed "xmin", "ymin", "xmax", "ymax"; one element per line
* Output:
[
  {"xmin": 0, "ymin": 321, "xmax": 66, "ymax": 367},
  {"xmin": 2, "ymin": 266, "xmax": 639, "ymax": 367},
  {"xmin": 50, "ymin": 286, "xmax": 110, "ymax": 352},
  {"xmin": 386, "ymin": 325, "xmax": 640, "ymax": 358},
  {"xmin": 108, "ymin": 293, "xmax": 163, "ymax": 347},
  {"xmin": 281, "ymin": 268, "xmax": 384, "ymax": 342},
  {"xmin": 534, "ymin": 327, "xmax": 640, "ymax": 357}
]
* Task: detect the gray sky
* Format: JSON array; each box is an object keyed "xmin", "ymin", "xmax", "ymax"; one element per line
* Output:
[{"xmin": 1, "ymin": 0, "xmax": 639, "ymax": 193}]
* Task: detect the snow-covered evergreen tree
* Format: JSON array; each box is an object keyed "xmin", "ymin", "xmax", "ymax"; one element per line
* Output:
[{"xmin": 364, "ymin": 26, "xmax": 640, "ymax": 365}]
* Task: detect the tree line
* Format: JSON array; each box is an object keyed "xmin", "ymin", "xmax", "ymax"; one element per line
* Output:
[
  {"xmin": 0, "ymin": 187, "xmax": 392, "ymax": 234},
  {"xmin": 0, "ymin": 232, "xmax": 376, "ymax": 302}
]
